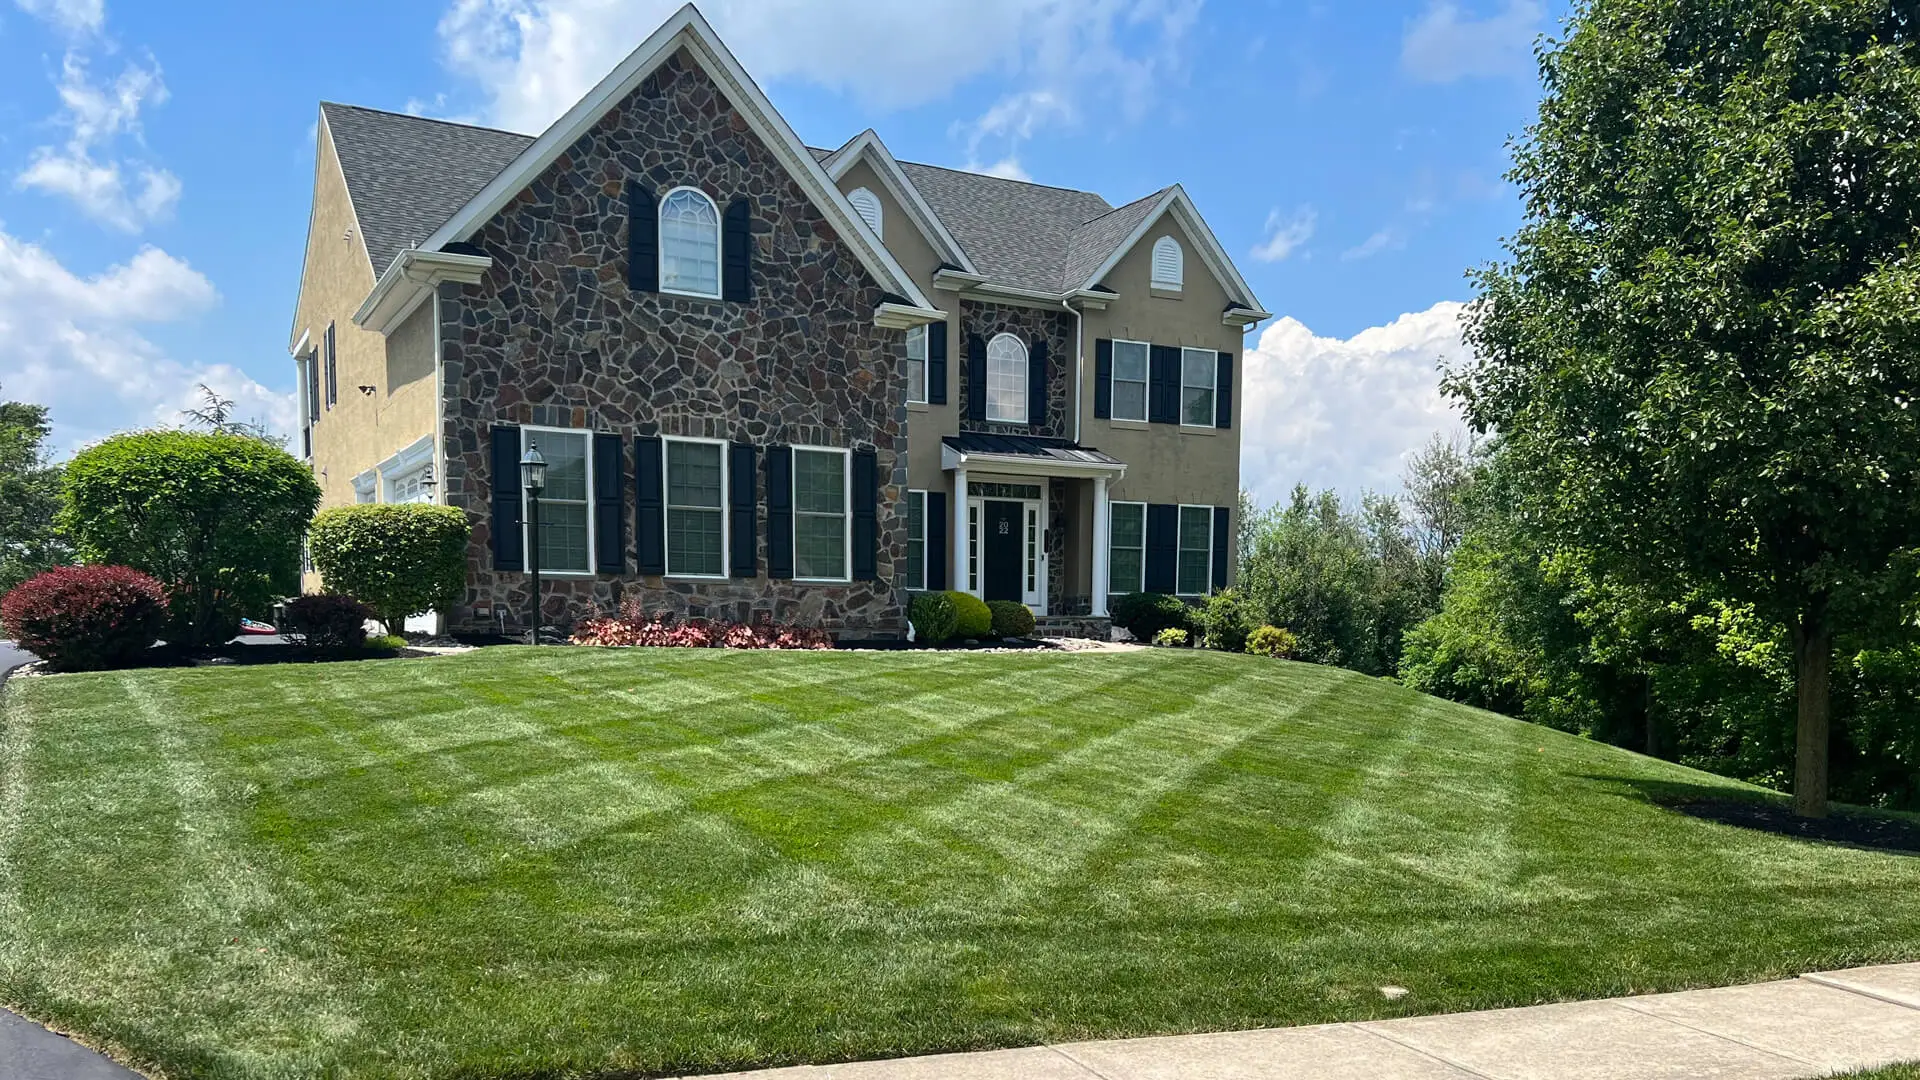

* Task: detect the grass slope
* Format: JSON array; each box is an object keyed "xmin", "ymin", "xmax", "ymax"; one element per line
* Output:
[{"xmin": 2, "ymin": 648, "xmax": 1918, "ymax": 1079}]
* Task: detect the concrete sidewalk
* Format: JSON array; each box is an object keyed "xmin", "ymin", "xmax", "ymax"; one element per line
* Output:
[{"xmin": 684, "ymin": 963, "xmax": 1920, "ymax": 1080}]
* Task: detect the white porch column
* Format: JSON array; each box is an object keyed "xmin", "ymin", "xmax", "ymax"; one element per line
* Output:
[
  {"xmin": 953, "ymin": 468, "xmax": 969, "ymax": 594},
  {"xmin": 1092, "ymin": 475, "xmax": 1111, "ymax": 617}
]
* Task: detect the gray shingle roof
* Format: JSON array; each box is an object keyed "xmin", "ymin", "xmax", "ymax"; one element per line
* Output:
[
  {"xmin": 1062, "ymin": 188, "xmax": 1168, "ymax": 293},
  {"xmin": 897, "ymin": 162, "xmax": 1114, "ymax": 293},
  {"xmin": 944, "ymin": 432, "xmax": 1122, "ymax": 466},
  {"xmin": 321, "ymin": 103, "xmax": 534, "ymax": 274}
]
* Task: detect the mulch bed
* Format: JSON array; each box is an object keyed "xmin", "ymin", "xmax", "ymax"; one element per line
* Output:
[{"xmin": 1657, "ymin": 795, "xmax": 1920, "ymax": 855}]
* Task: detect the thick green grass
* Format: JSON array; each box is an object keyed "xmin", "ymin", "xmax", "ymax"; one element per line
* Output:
[
  {"xmin": 3, "ymin": 648, "xmax": 1919, "ymax": 1079},
  {"xmin": 1833, "ymin": 1068, "xmax": 1920, "ymax": 1079}
]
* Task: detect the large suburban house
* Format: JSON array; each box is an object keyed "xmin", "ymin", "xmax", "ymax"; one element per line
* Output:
[{"xmin": 288, "ymin": 3, "xmax": 1269, "ymax": 639}]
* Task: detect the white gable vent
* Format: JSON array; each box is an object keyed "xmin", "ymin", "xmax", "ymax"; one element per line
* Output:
[
  {"xmin": 848, "ymin": 187, "xmax": 883, "ymax": 239},
  {"xmin": 1151, "ymin": 235, "xmax": 1184, "ymax": 290}
]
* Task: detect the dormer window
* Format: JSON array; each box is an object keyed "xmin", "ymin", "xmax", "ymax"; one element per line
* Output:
[
  {"xmin": 848, "ymin": 187, "xmax": 883, "ymax": 239},
  {"xmin": 1151, "ymin": 235, "xmax": 1184, "ymax": 291},
  {"xmin": 660, "ymin": 187, "xmax": 722, "ymax": 298}
]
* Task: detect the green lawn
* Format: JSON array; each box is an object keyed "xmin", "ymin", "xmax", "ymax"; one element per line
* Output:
[
  {"xmin": 3, "ymin": 647, "xmax": 1919, "ymax": 1079},
  {"xmin": 1834, "ymin": 1068, "xmax": 1920, "ymax": 1079}
]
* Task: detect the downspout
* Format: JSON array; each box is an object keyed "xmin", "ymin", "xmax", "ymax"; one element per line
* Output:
[{"xmin": 1062, "ymin": 297, "xmax": 1083, "ymax": 446}]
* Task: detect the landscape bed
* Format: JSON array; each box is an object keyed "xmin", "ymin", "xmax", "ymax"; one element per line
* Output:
[{"xmin": 2, "ymin": 647, "xmax": 1918, "ymax": 1079}]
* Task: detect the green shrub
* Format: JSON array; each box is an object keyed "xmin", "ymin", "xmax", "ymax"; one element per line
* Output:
[
  {"xmin": 909, "ymin": 591, "xmax": 959, "ymax": 645},
  {"xmin": 1111, "ymin": 592, "xmax": 1191, "ymax": 642},
  {"xmin": 987, "ymin": 600, "xmax": 1036, "ymax": 639},
  {"xmin": 1246, "ymin": 625, "xmax": 1299, "ymax": 659},
  {"xmin": 282, "ymin": 594, "xmax": 373, "ymax": 651},
  {"xmin": 308, "ymin": 504, "xmax": 470, "ymax": 635},
  {"xmin": 1153, "ymin": 627, "xmax": 1189, "ymax": 647},
  {"xmin": 946, "ymin": 590, "xmax": 992, "ymax": 640},
  {"xmin": 365, "ymin": 634, "xmax": 409, "ymax": 651},
  {"xmin": 1197, "ymin": 588, "xmax": 1254, "ymax": 653},
  {"xmin": 60, "ymin": 431, "xmax": 320, "ymax": 650}
]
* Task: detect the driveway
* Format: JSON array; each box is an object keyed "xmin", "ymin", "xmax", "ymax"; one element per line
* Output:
[{"xmin": 0, "ymin": 639, "xmax": 30, "ymax": 678}]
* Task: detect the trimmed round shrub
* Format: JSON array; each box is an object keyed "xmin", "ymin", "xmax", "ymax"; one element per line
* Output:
[
  {"xmin": 909, "ymin": 591, "xmax": 959, "ymax": 645},
  {"xmin": 0, "ymin": 565, "xmax": 166, "ymax": 671},
  {"xmin": 308, "ymin": 503, "xmax": 470, "ymax": 635},
  {"xmin": 1153, "ymin": 627, "xmax": 1190, "ymax": 648},
  {"xmin": 1197, "ymin": 588, "xmax": 1253, "ymax": 653},
  {"xmin": 1246, "ymin": 625, "xmax": 1299, "ymax": 659},
  {"xmin": 946, "ymin": 590, "xmax": 992, "ymax": 640},
  {"xmin": 365, "ymin": 634, "xmax": 409, "ymax": 651},
  {"xmin": 1110, "ymin": 592, "xmax": 1191, "ymax": 642},
  {"xmin": 282, "ymin": 594, "xmax": 374, "ymax": 651},
  {"xmin": 988, "ymin": 600, "xmax": 1036, "ymax": 639},
  {"xmin": 61, "ymin": 431, "xmax": 320, "ymax": 650}
]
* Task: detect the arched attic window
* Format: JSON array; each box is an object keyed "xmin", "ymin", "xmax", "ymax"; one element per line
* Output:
[
  {"xmin": 659, "ymin": 187, "xmax": 721, "ymax": 298},
  {"xmin": 1151, "ymin": 235, "xmax": 1184, "ymax": 290},
  {"xmin": 986, "ymin": 333, "xmax": 1028, "ymax": 423},
  {"xmin": 848, "ymin": 187, "xmax": 883, "ymax": 239}
]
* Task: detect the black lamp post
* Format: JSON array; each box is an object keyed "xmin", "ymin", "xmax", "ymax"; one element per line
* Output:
[{"xmin": 520, "ymin": 442, "xmax": 547, "ymax": 645}]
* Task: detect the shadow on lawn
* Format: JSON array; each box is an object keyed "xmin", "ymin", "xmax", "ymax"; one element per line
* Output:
[{"xmin": 1592, "ymin": 776, "xmax": 1920, "ymax": 856}]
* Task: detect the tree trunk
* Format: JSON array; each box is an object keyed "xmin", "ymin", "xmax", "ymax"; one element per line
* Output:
[{"xmin": 1791, "ymin": 604, "xmax": 1833, "ymax": 819}]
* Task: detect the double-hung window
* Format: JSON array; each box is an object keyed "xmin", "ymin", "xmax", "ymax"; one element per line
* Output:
[
  {"xmin": 1111, "ymin": 340, "xmax": 1149, "ymax": 422},
  {"xmin": 666, "ymin": 438, "xmax": 726, "ymax": 577},
  {"xmin": 905, "ymin": 490, "xmax": 927, "ymax": 591},
  {"xmin": 906, "ymin": 325, "xmax": 928, "ymax": 404},
  {"xmin": 1181, "ymin": 347, "xmax": 1217, "ymax": 427},
  {"xmin": 985, "ymin": 333, "xmax": 1028, "ymax": 423},
  {"xmin": 1177, "ymin": 504, "xmax": 1212, "ymax": 596},
  {"xmin": 1109, "ymin": 502, "xmax": 1145, "ymax": 595},
  {"xmin": 659, "ymin": 187, "xmax": 721, "ymax": 298},
  {"xmin": 525, "ymin": 429, "xmax": 592, "ymax": 574},
  {"xmin": 793, "ymin": 447, "xmax": 849, "ymax": 581}
]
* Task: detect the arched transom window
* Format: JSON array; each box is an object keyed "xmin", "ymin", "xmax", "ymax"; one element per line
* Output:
[
  {"xmin": 847, "ymin": 187, "xmax": 883, "ymax": 238},
  {"xmin": 986, "ymin": 333, "xmax": 1028, "ymax": 424},
  {"xmin": 659, "ymin": 187, "xmax": 721, "ymax": 297},
  {"xmin": 1151, "ymin": 235, "xmax": 1184, "ymax": 290}
]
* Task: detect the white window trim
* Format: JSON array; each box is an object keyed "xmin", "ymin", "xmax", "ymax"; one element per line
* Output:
[
  {"xmin": 847, "ymin": 186, "xmax": 883, "ymax": 239},
  {"xmin": 521, "ymin": 425, "xmax": 596, "ymax": 578},
  {"xmin": 658, "ymin": 185, "xmax": 723, "ymax": 300},
  {"xmin": 1110, "ymin": 338, "xmax": 1150, "ymax": 423},
  {"xmin": 1151, "ymin": 235, "xmax": 1185, "ymax": 291},
  {"xmin": 378, "ymin": 435, "xmax": 436, "ymax": 504},
  {"xmin": 791, "ymin": 444, "xmax": 852, "ymax": 584},
  {"xmin": 905, "ymin": 489, "xmax": 928, "ymax": 591},
  {"xmin": 906, "ymin": 324, "xmax": 929, "ymax": 405},
  {"xmin": 1108, "ymin": 500, "xmax": 1146, "ymax": 595},
  {"xmin": 352, "ymin": 469, "xmax": 378, "ymax": 504},
  {"xmin": 1176, "ymin": 502, "xmax": 1214, "ymax": 598},
  {"xmin": 985, "ymin": 332, "xmax": 1029, "ymax": 425},
  {"xmin": 1180, "ymin": 346, "xmax": 1218, "ymax": 429},
  {"xmin": 663, "ymin": 435, "xmax": 730, "ymax": 581}
]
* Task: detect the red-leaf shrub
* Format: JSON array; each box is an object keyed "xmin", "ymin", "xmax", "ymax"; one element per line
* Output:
[
  {"xmin": 282, "ymin": 594, "xmax": 374, "ymax": 651},
  {"xmin": 570, "ymin": 607, "xmax": 832, "ymax": 651},
  {"xmin": 0, "ymin": 565, "xmax": 167, "ymax": 671}
]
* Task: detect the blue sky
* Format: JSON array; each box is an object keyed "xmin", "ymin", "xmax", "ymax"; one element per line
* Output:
[{"xmin": 0, "ymin": 0, "xmax": 1562, "ymax": 501}]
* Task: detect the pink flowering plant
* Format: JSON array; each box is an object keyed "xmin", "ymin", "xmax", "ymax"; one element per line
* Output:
[{"xmin": 570, "ymin": 597, "xmax": 832, "ymax": 650}]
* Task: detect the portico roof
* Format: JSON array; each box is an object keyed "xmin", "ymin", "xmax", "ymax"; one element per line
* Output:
[{"xmin": 941, "ymin": 433, "xmax": 1126, "ymax": 480}]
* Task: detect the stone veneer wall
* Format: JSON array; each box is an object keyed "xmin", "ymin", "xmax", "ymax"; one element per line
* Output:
[
  {"xmin": 437, "ymin": 47, "xmax": 910, "ymax": 637},
  {"xmin": 958, "ymin": 300, "xmax": 1074, "ymax": 440}
]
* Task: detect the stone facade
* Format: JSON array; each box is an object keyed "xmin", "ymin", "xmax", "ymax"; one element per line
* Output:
[
  {"xmin": 437, "ymin": 48, "xmax": 909, "ymax": 637},
  {"xmin": 958, "ymin": 300, "xmax": 1074, "ymax": 440}
]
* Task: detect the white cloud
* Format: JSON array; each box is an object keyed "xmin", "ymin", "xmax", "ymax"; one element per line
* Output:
[
  {"xmin": 14, "ymin": 53, "xmax": 181, "ymax": 231},
  {"xmin": 963, "ymin": 158, "xmax": 1033, "ymax": 182},
  {"xmin": 1240, "ymin": 302, "xmax": 1471, "ymax": 503},
  {"xmin": 13, "ymin": 0, "xmax": 103, "ymax": 35},
  {"xmin": 1251, "ymin": 207, "xmax": 1315, "ymax": 263},
  {"xmin": 1341, "ymin": 227, "xmax": 1404, "ymax": 261},
  {"xmin": 0, "ymin": 229, "xmax": 293, "ymax": 451},
  {"xmin": 1401, "ymin": 0, "xmax": 1541, "ymax": 84},
  {"xmin": 436, "ymin": 0, "xmax": 1201, "ymax": 164}
]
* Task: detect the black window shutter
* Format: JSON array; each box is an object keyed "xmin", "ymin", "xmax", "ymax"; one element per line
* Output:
[
  {"xmin": 628, "ymin": 182, "xmax": 659, "ymax": 292},
  {"xmin": 729, "ymin": 442, "xmax": 757, "ymax": 577},
  {"xmin": 634, "ymin": 435, "xmax": 665, "ymax": 575},
  {"xmin": 324, "ymin": 322, "xmax": 338, "ymax": 407},
  {"xmin": 1028, "ymin": 339, "xmax": 1049, "ymax": 429},
  {"xmin": 1149, "ymin": 345, "xmax": 1181, "ymax": 425},
  {"xmin": 1215, "ymin": 352, "xmax": 1234, "ymax": 429},
  {"xmin": 722, "ymin": 197, "xmax": 752, "ymax": 303},
  {"xmin": 306, "ymin": 351, "xmax": 321, "ymax": 422},
  {"xmin": 966, "ymin": 334, "xmax": 988, "ymax": 422},
  {"xmin": 490, "ymin": 425, "xmax": 524, "ymax": 571},
  {"xmin": 927, "ymin": 321, "xmax": 948, "ymax": 405},
  {"xmin": 1212, "ymin": 506, "xmax": 1230, "ymax": 591},
  {"xmin": 1145, "ymin": 503, "xmax": 1178, "ymax": 594},
  {"xmin": 594, "ymin": 434, "xmax": 626, "ymax": 573},
  {"xmin": 926, "ymin": 492, "xmax": 947, "ymax": 591},
  {"xmin": 766, "ymin": 446, "xmax": 793, "ymax": 579},
  {"xmin": 1094, "ymin": 339, "xmax": 1113, "ymax": 419},
  {"xmin": 852, "ymin": 448, "xmax": 878, "ymax": 581}
]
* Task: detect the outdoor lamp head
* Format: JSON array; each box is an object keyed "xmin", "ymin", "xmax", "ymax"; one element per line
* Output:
[{"xmin": 520, "ymin": 443, "xmax": 547, "ymax": 494}]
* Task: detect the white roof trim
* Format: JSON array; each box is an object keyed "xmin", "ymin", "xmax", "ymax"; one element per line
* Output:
[
  {"xmin": 874, "ymin": 301, "xmax": 945, "ymax": 330},
  {"xmin": 290, "ymin": 328, "xmax": 311, "ymax": 358},
  {"xmin": 376, "ymin": 434, "xmax": 434, "ymax": 478},
  {"xmin": 353, "ymin": 248, "xmax": 492, "ymax": 335},
  {"xmin": 1075, "ymin": 186, "xmax": 1266, "ymax": 319},
  {"xmin": 941, "ymin": 442, "xmax": 1127, "ymax": 481},
  {"xmin": 416, "ymin": 4, "xmax": 932, "ymax": 312},
  {"xmin": 823, "ymin": 129, "xmax": 978, "ymax": 275}
]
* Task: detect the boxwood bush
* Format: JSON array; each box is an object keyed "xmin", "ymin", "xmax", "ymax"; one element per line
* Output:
[
  {"xmin": 0, "ymin": 565, "xmax": 167, "ymax": 671},
  {"xmin": 909, "ymin": 592, "xmax": 959, "ymax": 645},
  {"xmin": 947, "ymin": 590, "xmax": 992, "ymax": 641},
  {"xmin": 987, "ymin": 600, "xmax": 1036, "ymax": 639},
  {"xmin": 308, "ymin": 504, "xmax": 469, "ymax": 635},
  {"xmin": 1110, "ymin": 592, "xmax": 1191, "ymax": 642},
  {"xmin": 1197, "ymin": 589, "xmax": 1253, "ymax": 653},
  {"xmin": 1246, "ymin": 625, "xmax": 1299, "ymax": 659}
]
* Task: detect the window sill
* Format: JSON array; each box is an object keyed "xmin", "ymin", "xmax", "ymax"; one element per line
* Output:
[
  {"xmin": 1179, "ymin": 424, "xmax": 1217, "ymax": 436},
  {"xmin": 907, "ymin": 400, "xmax": 929, "ymax": 413},
  {"xmin": 530, "ymin": 569, "xmax": 596, "ymax": 578},
  {"xmin": 665, "ymin": 572, "xmax": 730, "ymax": 582},
  {"xmin": 1150, "ymin": 285, "xmax": 1184, "ymax": 299},
  {"xmin": 794, "ymin": 577, "xmax": 852, "ymax": 586},
  {"xmin": 1108, "ymin": 418, "xmax": 1150, "ymax": 430},
  {"xmin": 660, "ymin": 287, "xmax": 724, "ymax": 301}
]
